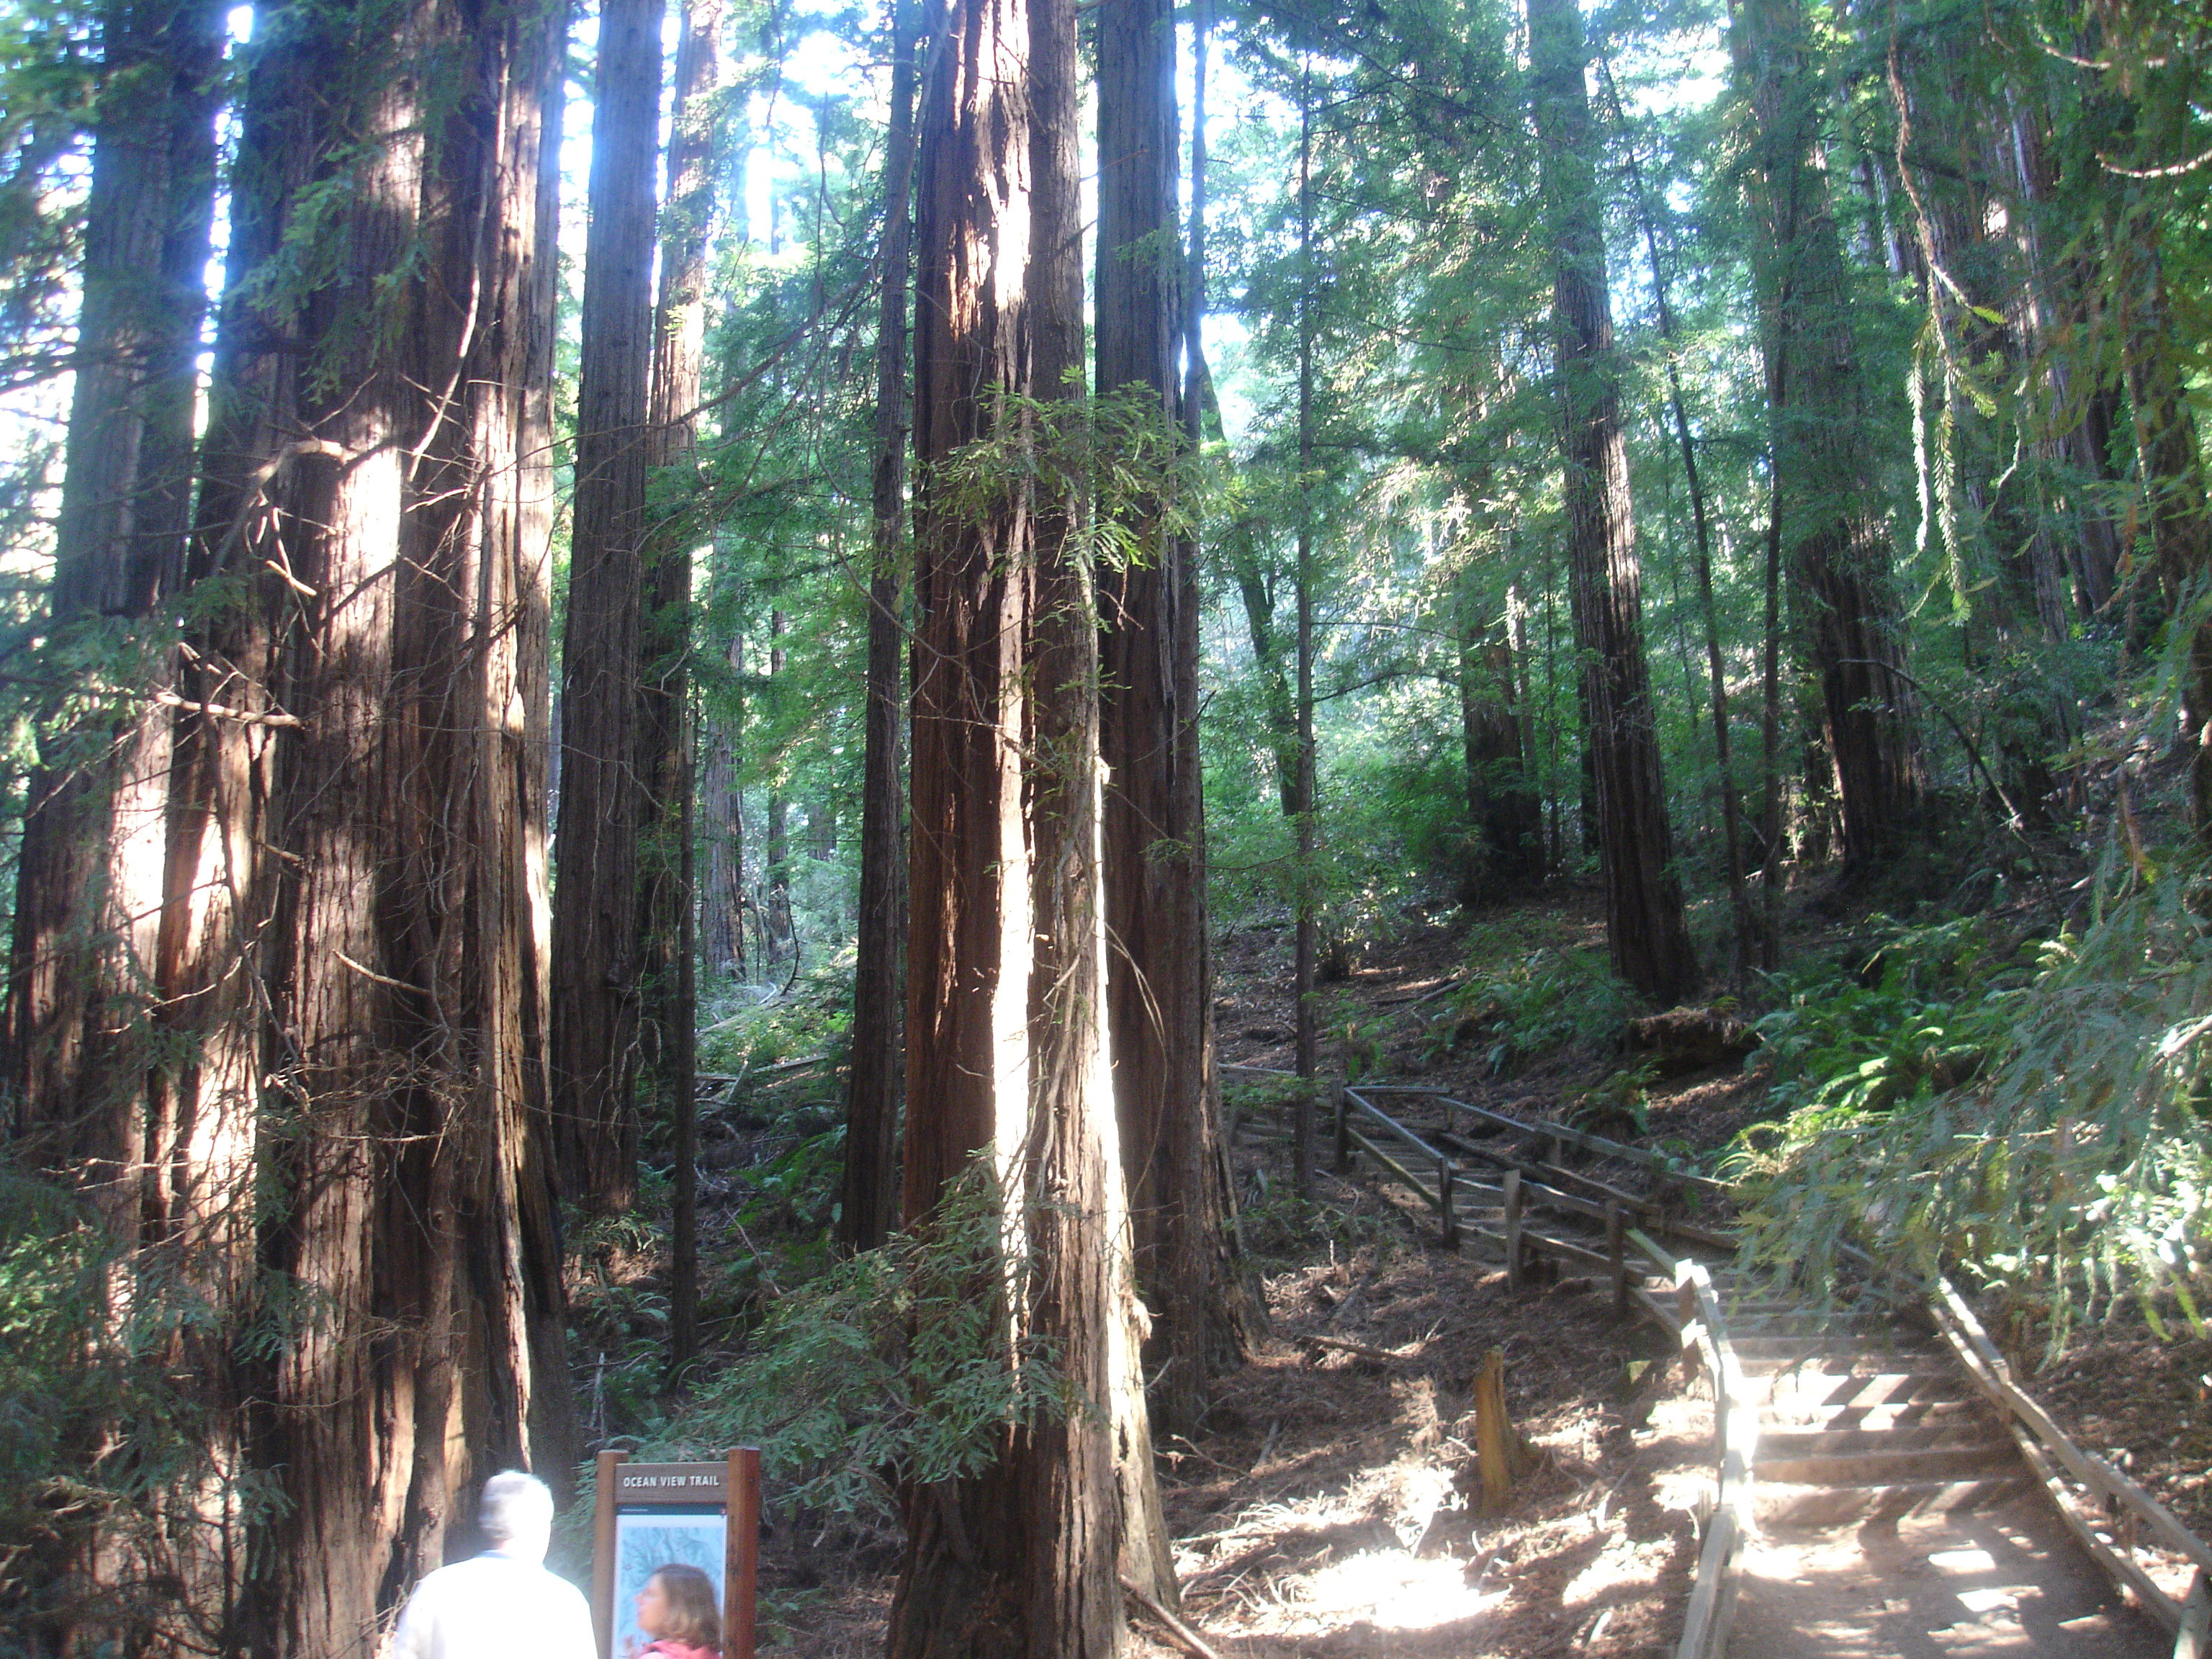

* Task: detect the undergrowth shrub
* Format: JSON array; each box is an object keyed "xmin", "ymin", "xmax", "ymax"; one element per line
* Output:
[
  {"xmin": 0, "ymin": 1171, "xmax": 253, "ymax": 1655},
  {"xmin": 1730, "ymin": 871, "xmax": 2212, "ymax": 1353},
  {"xmin": 1440, "ymin": 919, "xmax": 1635, "ymax": 1074},
  {"xmin": 611, "ymin": 1162, "xmax": 1071, "ymax": 1525}
]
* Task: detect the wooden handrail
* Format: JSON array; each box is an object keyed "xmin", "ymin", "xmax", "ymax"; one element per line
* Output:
[
  {"xmin": 1927, "ymin": 1273, "xmax": 2211, "ymax": 1632},
  {"xmin": 1675, "ymin": 1258, "xmax": 1755, "ymax": 1659}
]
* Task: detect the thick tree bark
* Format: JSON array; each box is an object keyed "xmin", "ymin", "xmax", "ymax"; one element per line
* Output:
[
  {"xmin": 1290, "ymin": 66, "xmax": 1319, "ymax": 1192},
  {"xmin": 886, "ymin": 0, "xmax": 1169, "ymax": 1639},
  {"xmin": 701, "ymin": 632, "xmax": 747, "ymax": 976},
  {"xmin": 1599, "ymin": 56, "xmax": 1754, "ymax": 976},
  {"xmin": 1454, "ymin": 574, "xmax": 1542, "ymax": 902},
  {"xmin": 4, "ymin": 0, "xmax": 226, "ymax": 1646},
  {"xmin": 161, "ymin": 0, "xmax": 575, "ymax": 1646},
  {"xmin": 9, "ymin": 0, "xmax": 220, "ymax": 1220},
  {"xmin": 765, "ymin": 611, "xmax": 793, "ymax": 963},
  {"xmin": 552, "ymin": 0, "xmax": 667, "ymax": 1212},
  {"xmin": 1094, "ymin": 0, "xmax": 1248, "ymax": 1429},
  {"xmin": 1529, "ymin": 0, "xmax": 1697, "ymax": 1004},
  {"xmin": 841, "ymin": 0, "xmax": 917, "ymax": 1257},
  {"xmin": 2114, "ymin": 220, "xmax": 2212, "ymax": 835},
  {"xmin": 1733, "ymin": 0, "xmax": 1922, "ymax": 868},
  {"xmin": 646, "ymin": 0, "xmax": 719, "ymax": 1367}
]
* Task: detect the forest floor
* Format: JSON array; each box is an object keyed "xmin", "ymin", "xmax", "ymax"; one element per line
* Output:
[
  {"xmin": 721, "ymin": 880, "xmax": 2208, "ymax": 1655},
  {"xmin": 741, "ymin": 894, "xmax": 1725, "ymax": 1657}
]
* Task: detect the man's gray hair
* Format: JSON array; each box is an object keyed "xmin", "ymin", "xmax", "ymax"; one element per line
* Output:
[{"xmin": 477, "ymin": 1470, "xmax": 555, "ymax": 1543}]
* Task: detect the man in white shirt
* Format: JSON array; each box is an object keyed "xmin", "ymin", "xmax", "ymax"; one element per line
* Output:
[{"xmin": 387, "ymin": 1471, "xmax": 598, "ymax": 1659}]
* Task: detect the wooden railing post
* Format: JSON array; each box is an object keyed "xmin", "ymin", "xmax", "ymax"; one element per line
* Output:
[
  {"xmin": 590, "ymin": 1448, "xmax": 626, "ymax": 1659},
  {"xmin": 1606, "ymin": 1199, "xmax": 1626, "ymax": 1313},
  {"xmin": 1334, "ymin": 1082, "xmax": 1350, "ymax": 1172},
  {"xmin": 1503, "ymin": 1169, "xmax": 1523, "ymax": 1291},
  {"xmin": 1439, "ymin": 1157, "xmax": 1458, "ymax": 1247},
  {"xmin": 2175, "ymin": 1568, "xmax": 2209, "ymax": 1659}
]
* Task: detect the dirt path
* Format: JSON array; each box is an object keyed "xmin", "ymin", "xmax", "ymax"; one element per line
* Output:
[{"xmin": 1731, "ymin": 1498, "xmax": 2164, "ymax": 1658}]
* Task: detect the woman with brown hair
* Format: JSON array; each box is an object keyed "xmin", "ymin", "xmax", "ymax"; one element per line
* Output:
[{"xmin": 627, "ymin": 1563, "xmax": 721, "ymax": 1659}]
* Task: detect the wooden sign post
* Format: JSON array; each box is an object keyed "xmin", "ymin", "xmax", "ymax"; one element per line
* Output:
[{"xmin": 590, "ymin": 1448, "xmax": 761, "ymax": 1659}]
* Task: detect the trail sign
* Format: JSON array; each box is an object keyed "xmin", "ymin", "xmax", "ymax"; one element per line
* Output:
[{"xmin": 589, "ymin": 1448, "xmax": 761, "ymax": 1659}]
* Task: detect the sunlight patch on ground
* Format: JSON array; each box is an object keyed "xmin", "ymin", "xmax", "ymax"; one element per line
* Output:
[{"xmin": 1298, "ymin": 1547, "xmax": 1500, "ymax": 1632}]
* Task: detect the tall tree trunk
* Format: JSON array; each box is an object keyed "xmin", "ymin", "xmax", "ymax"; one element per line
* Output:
[
  {"xmin": 9, "ymin": 0, "xmax": 219, "ymax": 1231},
  {"xmin": 552, "ymin": 0, "xmax": 667, "ymax": 1212},
  {"xmin": 765, "ymin": 610, "xmax": 792, "ymax": 962},
  {"xmin": 1454, "ymin": 572, "xmax": 1542, "ymax": 903},
  {"xmin": 2114, "ymin": 214, "xmax": 2212, "ymax": 835},
  {"xmin": 1529, "ymin": 0, "xmax": 1696, "ymax": 1003},
  {"xmin": 646, "ymin": 0, "xmax": 719, "ymax": 1367},
  {"xmin": 1597, "ymin": 56, "xmax": 1754, "ymax": 978},
  {"xmin": 887, "ymin": 0, "xmax": 1170, "ymax": 1637},
  {"xmin": 4, "ymin": 0, "xmax": 226, "ymax": 1646},
  {"xmin": 1094, "ymin": 0, "xmax": 1247, "ymax": 1431},
  {"xmin": 163, "ymin": 0, "xmax": 575, "ymax": 1644},
  {"xmin": 701, "ymin": 632, "xmax": 746, "ymax": 976},
  {"xmin": 841, "ymin": 0, "xmax": 917, "ymax": 1257},
  {"xmin": 1290, "ymin": 63, "xmax": 1319, "ymax": 1193},
  {"xmin": 1733, "ymin": 0, "xmax": 1921, "ymax": 868}
]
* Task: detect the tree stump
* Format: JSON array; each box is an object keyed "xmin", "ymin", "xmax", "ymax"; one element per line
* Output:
[{"xmin": 1472, "ymin": 1347, "xmax": 1532, "ymax": 1513}]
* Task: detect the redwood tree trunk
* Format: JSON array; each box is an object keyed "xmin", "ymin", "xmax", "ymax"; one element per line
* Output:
[
  {"xmin": 841, "ymin": 0, "xmax": 918, "ymax": 1256},
  {"xmin": 701, "ymin": 632, "xmax": 747, "ymax": 976},
  {"xmin": 1094, "ymin": 0, "xmax": 1247, "ymax": 1430},
  {"xmin": 647, "ymin": 0, "xmax": 719, "ymax": 1365},
  {"xmin": 164, "ymin": 0, "xmax": 575, "ymax": 1645},
  {"xmin": 4, "ymin": 0, "xmax": 226, "ymax": 1645},
  {"xmin": 1529, "ymin": 0, "xmax": 1697, "ymax": 1003},
  {"xmin": 9, "ymin": 0, "xmax": 220, "ymax": 1228},
  {"xmin": 886, "ymin": 0, "xmax": 1169, "ymax": 1639},
  {"xmin": 552, "ymin": 0, "xmax": 667, "ymax": 1212},
  {"xmin": 1455, "ymin": 573, "xmax": 1542, "ymax": 902},
  {"xmin": 1734, "ymin": 0, "xmax": 1922, "ymax": 868}
]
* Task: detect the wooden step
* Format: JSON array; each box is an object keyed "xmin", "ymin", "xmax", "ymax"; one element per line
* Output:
[
  {"xmin": 1755, "ymin": 1419, "xmax": 2002, "ymax": 1459},
  {"xmin": 1753, "ymin": 1440, "xmax": 2021, "ymax": 1487},
  {"xmin": 1733, "ymin": 1336, "xmax": 1946, "ymax": 1372},
  {"xmin": 1753, "ymin": 1474, "xmax": 2034, "ymax": 1528},
  {"xmin": 1751, "ymin": 1367, "xmax": 1968, "ymax": 1415},
  {"xmin": 1727, "ymin": 1310, "xmax": 1890, "ymax": 1338},
  {"xmin": 1783, "ymin": 1395, "xmax": 1986, "ymax": 1431}
]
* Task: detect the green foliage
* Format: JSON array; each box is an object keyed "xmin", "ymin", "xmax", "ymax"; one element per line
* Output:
[
  {"xmin": 1731, "ymin": 871, "xmax": 2212, "ymax": 1352},
  {"xmin": 0, "ymin": 1169, "xmax": 266, "ymax": 1652},
  {"xmin": 621, "ymin": 1163, "xmax": 1071, "ymax": 1524},
  {"xmin": 930, "ymin": 383, "xmax": 1213, "ymax": 584},
  {"xmin": 1234, "ymin": 1179, "xmax": 1396, "ymax": 1274},
  {"xmin": 1442, "ymin": 918, "xmax": 1636, "ymax": 1075},
  {"xmin": 1750, "ymin": 914, "xmax": 2015, "ymax": 1121}
]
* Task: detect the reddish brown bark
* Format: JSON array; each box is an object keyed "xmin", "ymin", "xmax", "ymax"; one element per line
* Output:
[
  {"xmin": 161, "ymin": 0, "xmax": 575, "ymax": 1645},
  {"xmin": 840, "ymin": 0, "xmax": 919, "ymax": 1256},
  {"xmin": 3, "ymin": 0, "xmax": 226, "ymax": 1647},
  {"xmin": 1530, "ymin": 0, "xmax": 1697, "ymax": 1003},
  {"xmin": 887, "ymin": 0, "xmax": 1169, "ymax": 1640},
  {"xmin": 1095, "ymin": 0, "xmax": 1249, "ymax": 1429},
  {"xmin": 552, "ymin": 0, "xmax": 667, "ymax": 1211},
  {"xmin": 1733, "ymin": 0, "xmax": 1922, "ymax": 868},
  {"xmin": 647, "ymin": 0, "xmax": 720, "ymax": 1365}
]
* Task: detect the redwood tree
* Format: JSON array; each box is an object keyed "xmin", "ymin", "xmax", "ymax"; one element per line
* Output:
[
  {"xmin": 1733, "ymin": 0, "xmax": 1923, "ymax": 867},
  {"xmin": 161, "ymin": 0, "xmax": 575, "ymax": 1643},
  {"xmin": 552, "ymin": 0, "xmax": 667, "ymax": 1210},
  {"xmin": 887, "ymin": 0, "xmax": 1172, "ymax": 1638},
  {"xmin": 1529, "ymin": 0, "xmax": 1697, "ymax": 1003},
  {"xmin": 4, "ymin": 0, "xmax": 225, "ymax": 1644},
  {"xmin": 647, "ymin": 0, "xmax": 721, "ymax": 1363},
  {"xmin": 1094, "ymin": 0, "xmax": 1248, "ymax": 1428},
  {"xmin": 840, "ymin": 0, "xmax": 919, "ymax": 1256}
]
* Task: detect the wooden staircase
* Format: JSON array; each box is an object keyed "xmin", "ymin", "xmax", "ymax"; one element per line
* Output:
[{"xmin": 1710, "ymin": 1269, "xmax": 2032, "ymax": 1529}]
